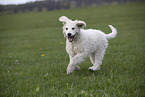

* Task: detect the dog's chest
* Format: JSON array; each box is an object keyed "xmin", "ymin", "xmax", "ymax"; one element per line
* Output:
[{"xmin": 66, "ymin": 42, "xmax": 82, "ymax": 55}]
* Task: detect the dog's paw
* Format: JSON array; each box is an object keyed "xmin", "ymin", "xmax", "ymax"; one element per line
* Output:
[
  {"xmin": 66, "ymin": 67, "xmax": 75, "ymax": 74},
  {"xmin": 75, "ymin": 66, "xmax": 80, "ymax": 71},
  {"xmin": 88, "ymin": 67, "xmax": 93, "ymax": 70},
  {"xmin": 66, "ymin": 69, "xmax": 74, "ymax": 74},
  {"xmin": 88, "ymin": 66, "xmax": 100, "ymax": 71}
]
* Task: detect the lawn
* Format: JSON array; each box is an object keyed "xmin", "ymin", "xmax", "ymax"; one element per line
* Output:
[{"xmin": 0, "ymin": 3, "xmax": 145, "ymax": 96}]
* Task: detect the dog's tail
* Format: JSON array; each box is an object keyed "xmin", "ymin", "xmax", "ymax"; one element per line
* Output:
[{"xmin": 106, "ymin": 25, "xmax": 117, "ymax": 39}]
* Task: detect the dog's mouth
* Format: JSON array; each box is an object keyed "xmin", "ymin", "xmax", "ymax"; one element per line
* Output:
[{"xmin": 67, "ymin": 35, "xmax": 76, "ymax": 42}]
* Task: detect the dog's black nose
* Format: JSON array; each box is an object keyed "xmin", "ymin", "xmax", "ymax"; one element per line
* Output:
[{"xmin": 67, "ymin": 33, "xmax": 71, "ymax": 37}]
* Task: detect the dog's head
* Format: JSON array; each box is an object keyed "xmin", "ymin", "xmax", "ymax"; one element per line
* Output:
[{"xmin": 59, "ymin": 16, "xmax": 86, "ymax": 42}]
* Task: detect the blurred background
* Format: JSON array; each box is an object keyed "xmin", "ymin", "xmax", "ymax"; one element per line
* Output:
[
  {"xmin": 0, "ymin": 0, "xmax": 145, "ymax": 96},
  {"xmin": 0, "ymin": 0, "xmax": 145, "ymax": 14}
]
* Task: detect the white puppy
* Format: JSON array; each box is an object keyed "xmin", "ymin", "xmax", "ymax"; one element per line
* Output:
[{"xmin": 59, "ymin": 16, "xmax": 117, "ymax": 74}]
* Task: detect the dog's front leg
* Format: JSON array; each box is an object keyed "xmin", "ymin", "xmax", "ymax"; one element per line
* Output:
[{"xmin": 67, "ymin": 53, "xmax": 86, "ymax": 74}]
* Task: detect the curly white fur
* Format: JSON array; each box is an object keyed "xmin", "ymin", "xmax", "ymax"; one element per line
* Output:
[{"xmin": 59, "ymin": 16, "xmax": 117, "ymax": 74}]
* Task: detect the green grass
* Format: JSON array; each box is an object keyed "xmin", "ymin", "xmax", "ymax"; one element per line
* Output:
[{"xmin": 0, "ymin": 3, "xmax": 145, "ymax": 96}]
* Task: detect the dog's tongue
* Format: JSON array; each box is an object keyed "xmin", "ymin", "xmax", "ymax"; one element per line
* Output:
[{"xmin": 69, "ymin": 37, "xmax": 73, "ymax": 42}]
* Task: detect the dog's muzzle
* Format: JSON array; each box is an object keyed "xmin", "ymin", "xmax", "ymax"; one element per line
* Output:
[{"xmin": 67, "ymin": 33, "xmax": 76, "ymax": 42}]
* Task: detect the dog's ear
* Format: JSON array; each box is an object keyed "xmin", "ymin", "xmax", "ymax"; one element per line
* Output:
[
  {"xmin": 76, "ymin": 21, "xmax": 86, "ymax": 28},
  {"xmin": 59, "ymin": 16, "xmax": 70, "ymax": 24}
]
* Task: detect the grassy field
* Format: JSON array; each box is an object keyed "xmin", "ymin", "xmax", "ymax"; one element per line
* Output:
[{"xmin": 0, "ymin": 3, "xmax": 145, "ymax": 96}]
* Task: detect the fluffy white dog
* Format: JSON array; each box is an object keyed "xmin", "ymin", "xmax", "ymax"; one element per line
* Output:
[{"xmin": 59, "ymin": 16, "xmax": 117, "ymax": 74}]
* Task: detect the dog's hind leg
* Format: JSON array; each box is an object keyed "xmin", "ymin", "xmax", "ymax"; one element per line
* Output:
[
  {"xmin": 88, "ymin": 53, "xmax": 97, "ymax": 70},
  {"xmin": 89, "ymin": 53, "xmax": 95, "ymax": 65},
  {"xmin": 88, "ymin": 49, "xmax": 105, "ymax": 71}
]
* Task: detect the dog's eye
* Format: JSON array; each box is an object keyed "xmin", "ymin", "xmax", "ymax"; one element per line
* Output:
[
  {"xmin": 66, "ymin": 28, "xmax": 68, "ymax": 30},
  {"xmin": 72, "ymin": 28, "xmax": 75, "ymax": 30}
]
